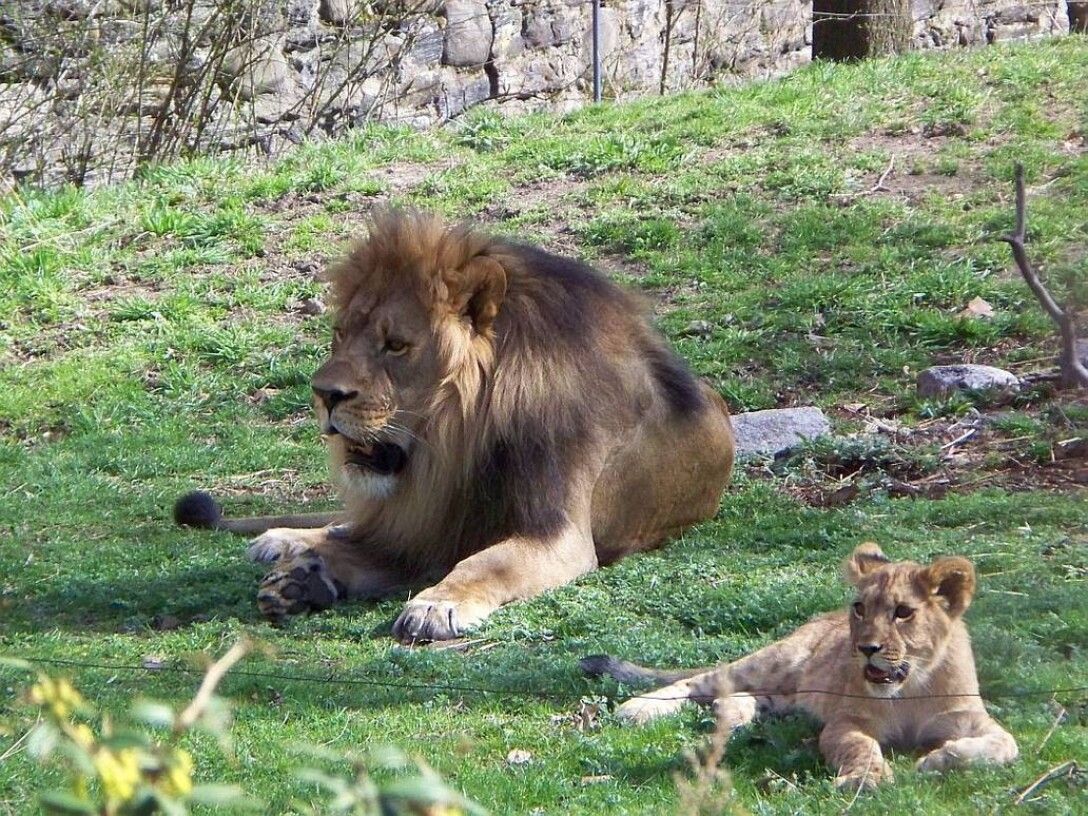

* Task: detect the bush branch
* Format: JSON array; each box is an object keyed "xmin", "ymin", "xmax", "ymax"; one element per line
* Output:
[{"xmin": 1000, "ymin": 164, "xmax": 1088, "ymax": 389}]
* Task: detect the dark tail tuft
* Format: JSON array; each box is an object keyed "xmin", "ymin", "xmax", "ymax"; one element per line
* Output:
[
  {"xmin": 580, "ymin": 654, "xmax": 704, "ymax": 686},
  {"xmin": 174, "ymin": 491, "xmax": 223, "ymax": 529},
  {"xmin": 579, "ymin": 655, "xmax": 622, "ymax": 678}
]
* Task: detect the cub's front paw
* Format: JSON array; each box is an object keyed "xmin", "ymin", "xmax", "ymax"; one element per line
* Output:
[
  {"xmin": 247, "ymin": 529, "xmax": 316, "ymax": 563},
  {"xmin": 392, "ymin": 597, "xmax": 489, "ymax": 644},
  {"xmin": 257, "ymin": 550, "xmax": 343, "ymax": 623}
]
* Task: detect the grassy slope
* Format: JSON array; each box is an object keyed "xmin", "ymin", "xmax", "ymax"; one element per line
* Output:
[{"xmin": 2, "ymin": 38, "xmax": 1087, "ymax": 814}]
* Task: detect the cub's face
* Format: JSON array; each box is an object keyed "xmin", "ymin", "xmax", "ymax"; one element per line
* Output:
[
  {"xmin": 311, "ymin": 286, "xmax": 443, "ymax": 498},
  {"xmin": 844, "ymin": 545, "xmax": 975, "ymax": 698}
]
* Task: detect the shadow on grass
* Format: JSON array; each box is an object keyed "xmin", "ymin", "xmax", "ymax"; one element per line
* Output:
[{"xmin": 8, "ymin": 564, "xmax": 269, "ymax": 633}]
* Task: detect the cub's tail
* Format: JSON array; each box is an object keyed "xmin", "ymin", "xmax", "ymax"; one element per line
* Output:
[
  {"xmin": 579, "ymin": 655, "xmax": 706, "ymax": 686},
  {"xmin": 173, "ymin": 490, "xmax": 338, "ymax": 536}
]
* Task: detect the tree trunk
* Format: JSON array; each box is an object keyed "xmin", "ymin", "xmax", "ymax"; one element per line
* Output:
[
  {"xmin": 1069, "ymin": 3, "xmax": 1088, "ymax": 34},
  {"xmin": 813, "ymin": 0, "xmax": 913, "ymax": 61}
]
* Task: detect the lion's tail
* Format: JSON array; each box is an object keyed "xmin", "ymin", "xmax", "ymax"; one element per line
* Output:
[
  {"xmin": 173, "ymin": 491, "xmax": 338, "ymax": 536},
  {"xmin": 579, "ymin": 655, "xmax": 707, "ymax": 686}
]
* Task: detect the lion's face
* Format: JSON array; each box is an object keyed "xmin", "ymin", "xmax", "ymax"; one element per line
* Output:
[
  {"xmin": 313, "ymin": 211, "xmax": 509, "ymax": 502},
  {"xmin": 312, "ymin": 285, "xmax": 444, "ymax": 497},
  {"xmin": 843, "ymin": 544, "xmax": 976, "ymax": 698}
]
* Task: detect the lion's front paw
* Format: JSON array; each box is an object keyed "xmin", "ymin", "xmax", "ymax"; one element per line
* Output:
[
  {"xmin": 392, "ymin": 598, "xmax": 489, "ymax": 643},
  {"xmin": 615, "ymin": 693, "xmax": 686, "ymax": 726},
  {"xmin": 833, "ymin": 762, "xmax": 893, "ymax": 792},
  {"xmin": 247, "ymin": 529, "xmax": 316, "ymax": 563},
  {"xmin": 916, "ymin": 746, "xmax": 962, "ymax": 774},
  {"xmin": 257, "ymin": 550, "xmax": 343, "ymax": 623}
]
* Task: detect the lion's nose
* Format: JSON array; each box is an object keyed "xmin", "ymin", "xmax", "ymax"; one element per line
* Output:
[
  {"xmin": 313, "ymin": 386, "xmax": 357, "ymax": 411},
  {"xmin": 858, "ymin": 643, "xmax": 882, "ymax": 657}
]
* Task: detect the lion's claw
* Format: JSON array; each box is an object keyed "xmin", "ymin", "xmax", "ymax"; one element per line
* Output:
[
  {"xmin": 257, "ymin": 550, "xmax": 342, "ymax": 623},
  {"xmin": 392, "ymin": 599, "xmax": 468, "ymax": 643}
]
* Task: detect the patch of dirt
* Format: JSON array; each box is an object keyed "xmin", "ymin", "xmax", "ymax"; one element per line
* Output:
[
  {"xmin": 839, "ymin": 130, "xmax": 989, "ymax": 205},
  {"xmin": 766, "ymin": 397, "xmax": 1088, "ymax": 507}
]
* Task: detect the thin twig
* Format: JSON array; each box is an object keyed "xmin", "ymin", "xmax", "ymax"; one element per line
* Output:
[
  {"xmin": 941, "ymin": 427, "xmax": 978, "ymax": 451},
  {"xmin": 174, "ymin": 639, "xmax": 251, "ymax": 732},
  {"xmin": 1033, "ymin": 703, "xmax": 1065, "ymax": 755},
  {"xmin": 832, "ymin": 155, "xmax": 895, "ymax": 200},
  {"xmin": 1013, "ymin": 760, "xmax": 1078, "ymax": 805}
]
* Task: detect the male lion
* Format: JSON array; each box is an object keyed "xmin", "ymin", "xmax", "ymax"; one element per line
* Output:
[
  {"xmin": 581, "ymin": 544, "xmax": 1018, "ymax": 790},
  {"xmin": 176, "ymin": 209, "xmax": 735, "ymax": 643}
]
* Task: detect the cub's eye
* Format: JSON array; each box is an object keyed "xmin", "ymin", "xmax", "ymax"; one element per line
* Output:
[
  {"xmin": 852, "ymin": 602, "xmax": 864, "ymax": 618},
  {"xmin": 894, "ymin": 605, "xmax": 915, "ymax": 620},
  {"xmin": 332, "ymin": 327, "xmax": 345, "ymax": 346},
  {"xmin": 383, "ymin": 338, "xmax": 409, "ymax": 355}
]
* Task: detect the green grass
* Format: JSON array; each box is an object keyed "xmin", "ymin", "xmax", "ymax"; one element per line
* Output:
[{"xmin": 2, "ymin": 39, "xmax": 1087, "ymax": 814}]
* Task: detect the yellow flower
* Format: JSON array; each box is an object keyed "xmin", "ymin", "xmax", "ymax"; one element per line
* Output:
[
  {"xmin": 94, "ymin": 747, "xmax": 141, "ymax": 804},
  {"xmin": 28, "ymin": 676, "xmax": 85, "ymax": 720},
  {"xmin": 71, "ymin": 723, "xmax": 96, "ymax": 750},
  {"xmin": 160, "ymin": 748, "xmax": 194, "ymax": 797}
]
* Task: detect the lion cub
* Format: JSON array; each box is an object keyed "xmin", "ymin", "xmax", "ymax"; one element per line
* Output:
[{"xmin": 581, "ymin": 544, "xmax": 1017, "ymax": 790}]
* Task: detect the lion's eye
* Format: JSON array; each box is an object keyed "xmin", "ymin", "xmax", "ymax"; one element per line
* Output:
[
  {"xmin": 852, "ymin": 602, "xmax": 864, "ymax": 618},
  {"xmin": 894, "ymin": 605, "xmax": 914, "ymax": 620},
  {"xmin": 383, "ymin": 338, "xmax": 409, "ymax": 355}
]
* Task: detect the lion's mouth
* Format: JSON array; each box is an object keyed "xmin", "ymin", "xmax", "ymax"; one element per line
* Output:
[
  {"xmin": 344, "ymin": 438, "xmax": 408, "ymax": 475},
  {"xmin": 863, "ymin": 663, "xmax": 909, "ymax": 685}
]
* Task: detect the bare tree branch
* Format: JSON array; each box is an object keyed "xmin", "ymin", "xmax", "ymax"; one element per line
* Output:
[
  {"xmin": 999, "ymin": 164, "xmax": 1088, "ymax": 389},
  {"xmin": 174, "ymin": 639, "xmax": 251, "ymax": 733}
]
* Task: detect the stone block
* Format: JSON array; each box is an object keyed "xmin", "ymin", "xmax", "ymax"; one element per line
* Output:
[
  {"xmin": 443, "ymin": 0, "xmax": 493, "ymax": 67},
  {"xmin": 731, "ymin": 407, "xmax": 832, "ymax": 458}
]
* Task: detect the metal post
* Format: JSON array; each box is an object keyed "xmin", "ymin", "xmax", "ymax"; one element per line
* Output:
[{"xmin": 591, "ymin": 0, "xmax": 602, "ymax": 102}]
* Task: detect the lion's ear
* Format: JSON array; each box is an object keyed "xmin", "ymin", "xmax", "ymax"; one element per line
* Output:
[
  {"xmin": 842, "ymin": 542, "xmax": 890, "ymax": 585},
  {"xmin": 446, "ymin": 255, "xmax": 507, "ymax": 335},
  {"xmin": 919, "ymin": 556, "xmax": 975, "ymax": 617}
]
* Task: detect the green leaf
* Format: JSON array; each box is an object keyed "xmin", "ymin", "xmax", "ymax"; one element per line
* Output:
[
  {"xmin": 132, "ymin": 699, "xmax": 176, "ymax": 729},
  {"xmin": 149, "ymin": 788, "xmax": 187, "ymax": 816},
  {"xmin": 38, "ymin": 791, "xmax": 95, "ymax": 815},
  {"xmin": 27, "ymin": 722, "xmax": 59, "ymax": 760},
  {"xmin": 295, "ymin": 768, "xmax": 351, "ymax": 795},
  {"xmin": 188, "ymin": 784, "xmax": 256, "ymax": 807},
  {"xmin": 99, "ymin": 729, "xmax": 153, "ymax": 751},
  {"xmin": 0, "ymin": 656, "xmax": 32, "ymax": 671},
  {"xmin": 367, "ymin": 745, "xmax": 410, "ymax": 770}
]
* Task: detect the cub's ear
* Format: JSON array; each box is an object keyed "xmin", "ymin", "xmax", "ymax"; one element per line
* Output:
[
  {"xmin": 842, "ymin": 542, "xmax": 890, "ymax": 586},
  {"xmin": 444, "ymin": 254, "xmax": 507, "ymax": 335},
  {"xmin": 919, "ymin": 556, "xmax": 976, "ymax": 617}
]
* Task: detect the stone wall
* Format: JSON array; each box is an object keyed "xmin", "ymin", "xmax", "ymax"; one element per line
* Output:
[
  {"xmin": 913, "ymin": 1, "xmax": 1069, "ymax": 48},
  {"xmin": 0, "ymin": 1, "xmax": 1074, "ymax": 186}
]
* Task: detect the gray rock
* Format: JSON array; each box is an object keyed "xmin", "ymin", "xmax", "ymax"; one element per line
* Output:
[
  {"xmin": 436, "ymin": 73, "xmax": 492, "ymax": 118},
  {"xmin": 222, "ymin": 39, "xmax": 290, "ymax": 99},
  {"xmin": 298, "ymin": 297, "xmax": 326, "ymax": 316},
  {"xmin": 916, "ymin": 364, "xmax": 1020, "ymax": 399},
  {"xmin": 287, "ymin": 0, "xmax": 317, "ymax": 25},
  {"xmin": 680, "ymin": 319, "xmax": 714, "ymax": 338},
  {"xmin": 409, "ymin": 27, "xmax": 446, "ymax": 66},
  {"xmin": 731, "ymin": 407, "xmax": 832, "ymax": 458},
  {"xmin": 443, "ymin": 0, "xmax": 493, "ymax": 67},
  {"xmin": 319, "ymin": 0, "xmax": 352, "ymax": 25}
]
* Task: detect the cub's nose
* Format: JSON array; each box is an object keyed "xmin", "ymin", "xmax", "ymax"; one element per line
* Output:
[
  {"xmin": 858, "ymin": 644, "xmax": 882, "ymax": 657},
  {"xmin": 313, "ymin": 386, "xmax": 357, "ymax": 412}
]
